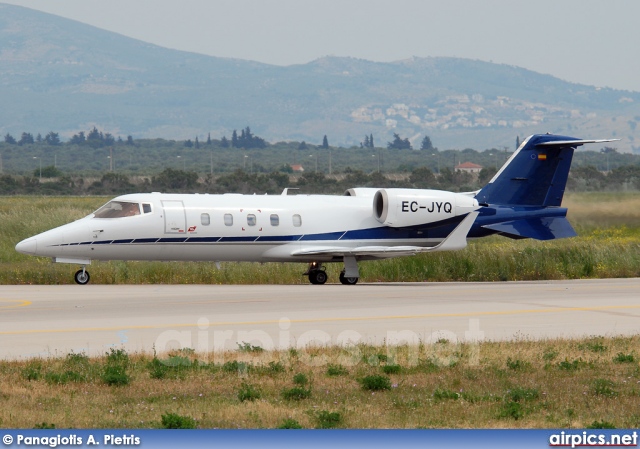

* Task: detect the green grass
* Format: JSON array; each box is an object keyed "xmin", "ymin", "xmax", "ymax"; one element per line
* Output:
[
  {"xmin": 1, "ymin": 336, "xmax": 640, "ymax": 428},
  {"xmin": 1, "ymin": 193, "xmax": 640, "ymax": 284}
]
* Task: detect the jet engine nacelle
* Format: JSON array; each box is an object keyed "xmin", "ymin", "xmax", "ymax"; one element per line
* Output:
[{"xmin": 373, "ymin": 188, "xmax": 479, "ymax": 227}]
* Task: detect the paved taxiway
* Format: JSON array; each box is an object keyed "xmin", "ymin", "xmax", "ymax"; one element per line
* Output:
[{"xmin": 1, "ymin": 278, "xmax": 639, "ymax": 359}]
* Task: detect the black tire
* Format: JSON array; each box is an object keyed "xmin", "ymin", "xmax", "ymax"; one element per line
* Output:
[
  {"xmin": 74, "ymin": 269, "xmax": 90, "ymax": 285},
  {"xmin": 309, "ymin": 269, "xmax": 328, "ymax": 285},
  {"xmin": 339, "ymin": 271, "xmax": 358, "ymax": 285}
]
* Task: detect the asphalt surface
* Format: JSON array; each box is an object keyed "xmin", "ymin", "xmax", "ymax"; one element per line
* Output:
[{"xmin": 1, "ymin": 278, "xmax": 639, "ymax": 359}]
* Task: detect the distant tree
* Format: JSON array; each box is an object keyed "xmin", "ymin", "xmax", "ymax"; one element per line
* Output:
[
  {"xmin": 184, "ymin": 139, "xmax": 194, "ymax": 148},
  {"xmin": 70, "ymin": 131, "xmax": 86, "ymax": 145},
  {"xmin": 126, "ymin": 135, "xmax": 134, "ymax": 146},
  {"xmin": 420, "ymin": 135, "xmax": 434, "ymax": 151},
  {"xmin": 104, "ymin": 133, "xmax": 115, "ymax": 146},
  {"xmin": 4, "ymin": 133, "xmax": 16, "ymax": 144},
  {"xmin": 45, "ymin": 132, "xmax": 60, "ymax": 146},
  {"xmin": 194, "ymin": 137, "xmax": 200, "ymax": 149},
  {"xmin": 36, "ymin": 133, "xmax": 43, "ymax": 143},
  {"xmin": 231, "ymin": 130, "xmax": 239, "ymax": 148},
  {"xmin": 409, "ymin": 167, "xmax": 437, "ymax": 188},
  {"xmin": 38, "ymin": 165, "xmax": 63, "ymax": 178},
  {"xmin": 87, "ymin": 127, "xmax": 102, "ymax": 142},
  {"xmin": 369, "ymin": 134, "xmax": 374, "ymax": 148},
  {"xmin": 220, "ymin": 136, "xmax": 229, "ymax": 148},
  {"xmin": 152, "ymin": 168, "xmax": 199, "ymax": 191},
  {"xmin": 387, "ymin": 133, "xmax": 412, "ymax": 150},
  {"xmin": 298, "ymin": 141, "xmax": 308, "ymax": 150},
  {"xmin": 478, "ymin": 167, "xmax": 497, "ymax": 185},
  {"xmin": 516, "ymin": 135, "xmax": 521, "ymax": 149},
  {"xmin": 322, "ymin": 135, "xmax": 329, "ymax": 149},
  {"xmin": 363, "ymin": 135, "xmax": 370, "ymax": 148},
  {"xmin": 206, "ymin": 133, "xmax": 212, "ymax": 145},
  {"xmin": 19, "ymin": 132, "xmax": 35, "ymax": 145}
]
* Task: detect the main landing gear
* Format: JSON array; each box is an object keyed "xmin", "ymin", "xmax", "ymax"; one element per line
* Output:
[
  {"xmin": 74, "ymin": 267, "xmax": 90, "ymax": 285},
  {"xmin": 305, "ymin": 258, "xmax": 360, "ymax": 285}
]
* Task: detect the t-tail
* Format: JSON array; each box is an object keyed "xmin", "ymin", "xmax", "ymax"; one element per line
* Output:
[{"xmin": 474, "ymin": 134, "xmax": 617, "ymax": 241}]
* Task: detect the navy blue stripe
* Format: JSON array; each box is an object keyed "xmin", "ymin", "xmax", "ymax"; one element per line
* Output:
[
  {"xmin": 92, "ymin": 240, "xmax": 113, "ymax": 245},
  {"xmin": 132, "ymin": 238, "xmax": 159, "ymax": 243},
  {"xmin": 158, "ymin": 237, "xmax": 188, "ymax": 243},
  {"xmin": 256, "ymin": 235, "xmax": 300, "ymax": 242},
  {"xmin": 185, "ymin": 237, "xmax": 221, "ymax": 243},
  {"xmin": 112, "ymin": 239, "xmax": 134, "ymax": 244},
  {"xmin": 300, "ymin": 231, "xmax": 345, "ymax": 241},
  {"xmin": 219, "ymin": 236, "xmax": 258, "ymax": 242}
]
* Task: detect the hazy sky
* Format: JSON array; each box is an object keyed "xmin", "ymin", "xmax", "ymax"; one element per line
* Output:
[{"xmin": 4, "ymin": 0, "xmax": 640, "ymax": 92}]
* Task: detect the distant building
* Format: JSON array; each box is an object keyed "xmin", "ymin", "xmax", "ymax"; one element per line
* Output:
[
  {"xmin": 290, "ymin": 164, "xmax": 304, "ymax": 172},
  {"xmin": 455, "ymin": 162, "xmax": 483, "ymax": 174}
]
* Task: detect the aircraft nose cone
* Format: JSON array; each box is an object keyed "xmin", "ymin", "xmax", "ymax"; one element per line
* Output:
[{"xmin": 16, "ymin": 238, "xmax": 37, "ymax": 255}]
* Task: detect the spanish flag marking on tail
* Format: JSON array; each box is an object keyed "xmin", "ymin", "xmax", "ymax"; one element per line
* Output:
[{"xmin": 538, "ymin": 153, "xmax": 547, "ymax": 160}]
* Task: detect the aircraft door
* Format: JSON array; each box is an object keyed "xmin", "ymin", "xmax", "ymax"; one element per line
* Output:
[{"xmin": 162, "ymin": 200, "xmax": 187, "ymax": 234}]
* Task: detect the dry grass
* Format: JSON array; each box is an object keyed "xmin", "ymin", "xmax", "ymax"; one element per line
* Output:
[{"xmin": 1, "ymin": 337, "xmax": 640, "ymax": 429}]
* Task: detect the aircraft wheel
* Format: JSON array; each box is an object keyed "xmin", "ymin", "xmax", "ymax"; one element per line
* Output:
[
  {"xmin": 339, "ymin": 270, "xmax": 358, "ymax": 285},
  {"xmin": 74, "ymin": 269, "xmax": 90, "ymax": 285},
  {"xmin": 308, "ymin": 269, "xmax": 328, "ymax": 285}
]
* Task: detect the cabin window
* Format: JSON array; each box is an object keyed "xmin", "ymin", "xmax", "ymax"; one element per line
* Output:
[
  {"xmin": 94, "ymin": 201, "xmax": 141, "ymax": 218},
  {"xmin": 270, "ymin": 214, "xmax": 279, "ymax": 226},
  {"xmin": 224, "ymin": 214, "xmax": 233, "ymax": 226},
  {"xmin": 292, "ymin": 214, "xmax": 302, "ymax": 227},
  {"xmin": 247, "ymin": 214, "xmax": 256, "ymax": 226},
  {"xmin": 142, "ymin": 203, "xmax": 152, "ymax": 214},
  {"xmin": 201, "ymin": 213, "xmax": 210, "ymax": 226}
]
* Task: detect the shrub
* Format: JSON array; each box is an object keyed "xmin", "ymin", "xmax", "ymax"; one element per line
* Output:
[
  {"xmin": 586, "ymin": 420, "xmax": 616, "ymax": 429},
  {"xmin": 506, "ymin": 358, "xmax": 529, "ymax": 371},
  {"xmin": 498, "ymin": 401, "xmax": 525, "ymax": 420},
  {"xmin": 613, "ymin": 352, "xmax": 635, "ymax": 363},
  {"xmin": 237, "ymin": 342, "xmax": 264, "ymax": 353},
  {"xmin": 433, "ymin": 389, "xmax": 460, "ymax": 401},
  {"xmin": 592, "ymin": 379, "xmax": 617, "ymax": 397},
  {"xmin": 293, "ymin": 373, "xmax": 309, "ymax": 386},
  {"xmin": 33, "ymin": 422, "xmax": 55, "ymax": 429},
  {"xmin": 281, "ymin": 387, "xmax": 312, "ymax": 401},
  {"xmin": 45, "ymin": 370, "xmax": 85, "ymax": 385},
  {"xmin": 22, "ymin": 365, "xmax": 41, "ymax": 381},
  {"xmin": 277, "ymin": 418, "xmax": 303, "ymax": 429},
  {"xmin": 316, "ymin": 411, "xmax": 342, "ymax": 429},
  {"xmin": 557, "ymin": 358, "xmax": 584, "ymax": 371},
  {"xmin": 382, "ymin": 365, "xmax": 402, "ymax": 375},
  {"xmin": 237, "ymin": 382, "xmax": 261, "ymax": 402},
  {"xmin": 360, "ymin": 375, "xmax": 391, "ymax": 391},
  {"xmin": 508, "ymin": 387, "xmax": 539, "ymax": 402},
  {"xmin": 102, "ymin": 365, "xmax": 130, "ymax": 386},
  {"xmin": 160, "ymin": 413, "xmax": 196, "ymax": 429},
  {"xmin": 326, "ymin": 364, "xmax": 349, "ymax": 376},
  {"xmin": 221, "ymin": 360, "xmax": 250, "ymax": 374}
]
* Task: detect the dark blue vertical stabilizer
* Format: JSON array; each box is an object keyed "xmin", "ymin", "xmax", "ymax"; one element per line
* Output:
[{"xmin": 476, "ymin": 134, "xmax": 581, "ymax": 207}]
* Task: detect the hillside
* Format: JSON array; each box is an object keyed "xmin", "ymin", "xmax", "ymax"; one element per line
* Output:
[{"xmin": 1, "ymin": 3, "xmax": 640, "ymax": 152}]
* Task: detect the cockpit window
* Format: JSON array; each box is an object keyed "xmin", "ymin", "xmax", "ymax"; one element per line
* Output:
[{"xmin": 94, "ymin": 201, "xmax": 141, "ymax": 218}]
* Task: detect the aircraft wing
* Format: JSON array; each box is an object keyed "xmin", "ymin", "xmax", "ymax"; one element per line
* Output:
[{"xmin": 292, "ymin": 211, "xmax": 479, "ymax": 258}]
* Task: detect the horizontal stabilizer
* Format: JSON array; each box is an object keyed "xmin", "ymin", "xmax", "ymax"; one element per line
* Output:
[
  {"xmin": 482, "ymin": 217, "xmax": 577, "ymax": 240},
  {"xmin": 536, "ymin": 139, "xmax": 619, "ymax": 147}
]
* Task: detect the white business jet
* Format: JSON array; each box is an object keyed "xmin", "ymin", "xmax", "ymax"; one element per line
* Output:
[{"xmin": 15, "ymin": 134, "xmax": 615, "ymax": 285}]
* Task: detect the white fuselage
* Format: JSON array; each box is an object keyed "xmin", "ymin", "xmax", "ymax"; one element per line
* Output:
[{"xmin": 17, "ymin": 189, "xmax": 478, "ymax": 264}]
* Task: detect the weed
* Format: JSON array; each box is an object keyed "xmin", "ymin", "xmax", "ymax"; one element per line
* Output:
[
  {"xmin": 277, "ymin": 418, "xmax": 303, "ymax": 429},
  {"xmin": 237, "ymin": 382, "xmax": 261, "ymax": 402},
  {"xmin": 105, "ymin": 348, "xmax": 129, "ymax": 366},
  {"xmin": 266, "ymin": 361, "xmax": 285, "ymax": 374},
  {"xmin": 160, "ymin": 413, "xmax": 196, "ymax": 429},
  {"xmin": 281, "ymin": 386, "xmax": 312, "ymax": 401},
  {"xmin": 580, "ymin": 341, "xmax": 607, "ymax": 353},
  {"xmin": 45, "ymin": 370, "xmax": 85, "ymax": 385},
  {"xmin": 613, "ymin": 353, "xmax": 635, "ymax": 363},
  {"xmin": 316, "ymin": 411, "xmax": 342, "ymax": 429},
  {"xmin": 592, "ymin": 379, "xmax": 617, "ymax": 397},
  {"xmin": 33, "ymin": 422, "xmax": 55, "ymax": 429},
  {"xmin": 293, "ymin": 373, "xmax": 309, "ymax": 386},
  {"xmin": 586, "ymin": 420, "xmax": 616, "ymax": 429},
  {"xmin": 433, "ymin": 389, "xmax": 460, "ymax": 401},
  {"xmin": 498, "ymin": 401, "xmax": 525, "ymax": 420},
  {"xmin": 507, "ymin": 387, "xmax": 539, "ymax": 402},
  {"xmin": 221, "ymin": 360, "xmax": 250, "ymax": 375},
  {"xmin": 382, "ymin": 365, "xmax": 402, "ymax": 375},
  {"xmin": 506, "ymin": 358, "xmax": 530, "ymax": 371},
  {"xmin": 237, "ymin": 342, "xmax": 264, "ymax": 353},
  {"xmin": 102, "ymin": 365, "xmax": 130, "ymax": 386},
  {"xmin": 21, "ymin": 364, "xmax": 41, "ymax": 381},
  {"xmin": 543, "ymin": 349, "xmax": 559, "ymax": 361},
  {"xmin": 360, "ymin": 375, "xmax": 391, "ymax": 391},
  {"xmin": 326, "ymin": 364, "xmax": 349, "ymax": 377},
  {"xmin": 557, "ymin": 358, "xmax": 584, "ymax": 371}
]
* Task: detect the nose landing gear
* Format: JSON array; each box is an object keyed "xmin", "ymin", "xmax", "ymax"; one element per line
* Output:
[
  {"xmin": 305, "ymin": 262, "xmax": 327, "ymax": 285},
  {"xmin": 74, "ymin": 267, "xmax": 90, "ymax": 285}
]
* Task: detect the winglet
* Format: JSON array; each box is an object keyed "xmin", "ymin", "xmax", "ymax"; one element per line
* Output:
[{"xmin": 425, "ymin": 211, "xmax": 479, "ymax": 252}]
